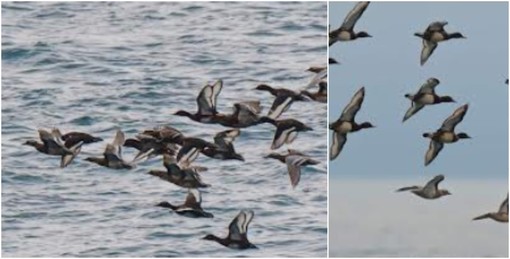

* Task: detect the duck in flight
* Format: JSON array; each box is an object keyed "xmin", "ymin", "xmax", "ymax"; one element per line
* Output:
[
  {"xmin": 203, "ymin": 210, "xmax": 257, "ymax": 249},
  {"xmin": 174, "ymin": 80, "xmax": 223, "ymax": 123},
  {"xmin": 403, "ymin": 77, "xmax": 455, "ymax": 122},
  {"xmin": 329, "ymin": 1, "xmax": 371, "ymax": 46},
  {"xmin": 423, "ymin": 104, "xmax": 470, "ymax": 166},
  {"xmin": 254, "ymin": 84, "xmax": 307, "ymax": 119},
  {"xmin": 84, "ymin": 129, "xmax": 144, "ymax": 169},
  {"xmin": 23, "ymin": 128, "xmax": 83, "ymax": 168},
  {"xmin": 414, "ymin": 21, "xmax": 466, "ymax": 66},
  {"xmin": 148, "ymin": 154, "xmax": 210, "ymax": 189},
  {"xmin": 265, "ymin": 149, "xmax": 320, "ymax": 188},
  {"xmin": 396, "ymin": 174, "xmax": 451, "ymax": 199},
  {"xmin": 202, "ymin": 129, "xmax": 244, "ymax": 161},
  {"xmin": 59, "ymin": 131, "xmax": 102, "ymax": 148},
  {"xmin": 473, "ymin": 194, "xmax": 508, "ymax": 223},
  {"xmin": 329, "ymin": 87, "xmax": 374, "ymax": 160},
  {"xmin": 156, "ymin": 189, "xmax": 213, "ymax": 218},
  {"xmin": 265, "ymin": 118, "xmax": 313, "ymax": 150},
  {"xmin": 301, "ymin": 81, "xmax": 327, "ymax": 103},
  {"xmin": 124, "ymin": 133, "xmax": 178, "ymax": 161}
]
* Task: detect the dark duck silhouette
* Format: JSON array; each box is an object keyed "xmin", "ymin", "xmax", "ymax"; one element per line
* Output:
[
  {"xmin": 123, "ymin": 133, "xmax": 178, "ymax": 160},
  {"xmin": 265, "ymin": 118, "xmax": 313, "ymax": 150},
  {"xmin": 174, "ymin": 80, "xmax": 223, "ymax": 123},
  {"xmin": 148, "ymin": 154, "xmax": 210, "ymax": 189},
  {"xmin": 157, "ymin": 189, "xmax": 213, "ymax": 218},
  {"xmin": 265, "ymin": 149, "xmax": 320, "ymax": 188},
  {"xmin": 402, "ymin": 77, "xmax": 455, "ymax": 122},
  {"xmin": 60, "ymin": 131, "xmax": 102, "ymax": 148},
  {"xmin": 254, "ymin": 84, "xmax": 307, "ymax": 119},
  {"xmin": 329, "ymin": 1, "xmax": 371, "ymax": 46},
  {"xmin": 84, "ymin": 129, "xmax": 142, "ymax": 169},
  {"xmin": 414, "ymin": 21, "xmax": 466, "ymax": 65},
  {"xmin": 329, "ymin": 87, "xmax": 374, "ymax": 160},
  {"xmin": 423, "ymin": 104, "xmax": 470, "ymax": 166},
  {"xmin": 202, "ymin": 129, "xmax": 244, "ymax": 161},
  {"xmin": 203, "ymin": 210, "xmax": 257, "ymax": 249},
  {"xmin": 23, "ymin": 128, "xmax": 83, "ymax": 168}
]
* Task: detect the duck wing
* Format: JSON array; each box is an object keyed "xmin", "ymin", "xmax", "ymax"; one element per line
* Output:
[
  {"xmin": 303, "ymin": 69, "xmax": 327, "ymax": 90},
  {"xmin": 267, "ymin": 95, "xmax": 293, "ymax": 120},
  {"xmin": 420, "ymin": 40, "xmax": 437, "ymax": 66},
  {"xmin": 440, "ymin": 104, "xmax": 468, "ymax": 132},
  {"xmin": 403, "ymin": 103, "xmax": 424, "ymax": 122},
  {"xmin": 38, "ymin": 129, "xmax": 64, "ymax": 151},
  {"xmin": 339, "ymin": 87, "xmax": 365, "ymax": 122},
  {"xmin": 285, "ymin": 155, "xmax": 313, "ymax": 188},
  {"xmin": 330, "ymin": 132, "xmax": 347, "ymax": 160},
  {"xmin": 110, "ymin": 129, "xmax": 125, "ymax": 159},
  {"xmin": 156, "ymin": 126, "xmax": 185, "ymax": 144},
  {"xmin": 234, "ymin": 101, "xmax": 262, "ymax": 124},
  {"xmin": 499, "ymin": 194, "xmax": 508, "ymax": 214},
  {"xmin": 197, "ymin": 80, "xmax": 223, "ymax": 115},
  {"xmin": 340, "ymin": 1, "xmax": 370, "ymax": 31},
  {"xmin": 425, "ymin": 140, "xmax": 444, "ymax": 166},
  {"xmin": 184, "ymin": 189, "xmax": 202, "ymax": 209},
  {"xmin": 60, "ymin": 142, "xmax": 83, "ymax": 168},
  {"xmin": 426, "ymin": 21, "xmax": 448, "ymax": 32},
  {"xmin": 214, "ymin": 129, "xmax": 241, "ymax": 150},
  {"xmin": 417, "ymin": 77, "xmax": 440, "ymax": 95},
  {"xmin": 423, "ymin": 174, "xmax": 445, "ymax": 195},
  {"xmin": 228, "ymin": 210, "xmax": 254, "ymax": 242},
  {"xmin": 396, "ymin": 186, "xmax": 421, "ymax": 192}
]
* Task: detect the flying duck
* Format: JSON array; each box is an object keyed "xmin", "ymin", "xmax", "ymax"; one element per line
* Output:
[
  {"xmin": 210, "ymin": 101, "xmax": 277, "ymax": 128},
  {"xmin": 473, "ymin": 194, "xmax": 508, "ymax": 223},
  {"xmin": 174, "ymin": 80, "xmax": 222, "ymax": 123},
  {"xmin": 202, "ymin": 129, "xmax": 244, "ymax": 161},
  {"xmin": 301, "ymin": 81, "xmax": 327, "ymax": 103},
  {"xmin": 203, "ymin": 210, "xmax": 257, "ymax": 249},
  {"xmin": 60, "ymin": 131, "xmax": 102, "ymax": 148},
  {"xmin": 23, "ymin": 128, "xmax": 83, "ymax": 168},
  {"xmin": 84, "ymin": 129, "xmax": 141, "ymax": 169},
  {"xmin": 265, "ymin": 149, "xmax": 320, "ymax": 188},
  {"xmin": 254, "ymin": 84, "xmax": 306, "ymax": 119},
  {"xmin": 396, "ymin": 174, "xmax": 451, "ymax": 199},
  {"xmin": 148, "ymin": 154, "xmax": 210, "ymax": 188},
  {"xmin": 403, "ymin": 77, "xmax": 455, "ymax": 122},
  {"xmin": 329, "ymin": 87, "xmax": 374, "ymax": 160},
  {"xmin": 414, "ymin": 21, "xmax": 466, "ymax": 66},
  {"xmin": 142, "ymin": 126, "xmax": 218, "ymax": 167},
  {"xmin": 329, "ymin": 1, "xmax": 371, "ymax": 46},
  {"xmin": 423, "ymin": 104, "xmax": 470, "ymax": 166},
  {"xmin": 124, "ymin": 133, "xmax": 178, "ymax": 160},
  {"xmin": 157, "ymin": 189, "xmax": 213, "ymax": 218},
  {"xmin": 265, "ymin": 118, "xmax": 313, "ymax": 150}
]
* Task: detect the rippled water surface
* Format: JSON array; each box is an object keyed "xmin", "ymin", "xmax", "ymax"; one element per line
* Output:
[{"xmin": 2, "ymin": 2, "xmax": 327, "ymax": 257}]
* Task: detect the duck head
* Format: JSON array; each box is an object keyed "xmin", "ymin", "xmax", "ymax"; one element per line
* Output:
[
  {"xmin": 254, "ymin": 84, "xmax": 273, "ymax": 92},
  {"xmin": 439, "ymin": 96, "xmax": 455, "ymax": 103},
  {"xmin": 457, "ymin": 133, "xmax": 471, "ymax": 139},
  {"xmin": 359, "ymin": 122, "xmax": 375, "ymax": 129},
  {"xmin": 156, "ymin": 201, "xmax": 177, "ymax": 210},
  {"xmin": 23, "ymin": 140, "xmax": 39, "ymax": 147},
  {"xmin": 355, "ymin": 31, "xmax": 372, "ymax": 38},
  {"xmin": 202, "ymin": 234, "xmax": 221, "ymax": 241},
  {"xmin": 448, "ymin": 32, "xmax": 466, "ymax": 39},
  {"xmin": 440, "ymin": 189, "xmax": 452, "ymax": 196},
  {"xmin": 174, "ymin": 110, "xmax": 193, "ymax": 118}
]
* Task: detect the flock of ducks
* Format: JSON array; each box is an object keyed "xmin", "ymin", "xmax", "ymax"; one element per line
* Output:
[
  {"xmin": 329, "ymin": 1, "xmax": 507, "ymax": 223},
  {"xmin": 23, "ymin": 70, "xmax": 327, "ymax": 249}
]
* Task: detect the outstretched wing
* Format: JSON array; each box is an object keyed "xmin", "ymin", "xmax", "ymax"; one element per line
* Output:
[
  {"xmin": 196, "ymin": 80, "xmax": 223, "ymax": 115},
  {"xmin": 403, "ymin": 103, "xmax": 424, "ymax": 122},
  {"xmin": 420, "ymin": 40, "xmax": 438, "ymax": 66},
  {"xmin": 340, "ymin": 1, "xmax": 370, "ymax": 31},
  {"xmin": 339, "ymin": 87, "xmax": 365, "ymax": 122},
  {"xmin": 417, "ymin": 77, "xmax": 440, "ymax": 95},
  {"xmin": 228, "ymin": 210, "xmax": 254, "ymax": 241},
  {"xmin": 440, "ymin": 104, "xmax": 468, "ymax": 132},
  {"xmin": 425, "ymin": 140, "xmax": 444, "ymax": 166},
  {"xmin": 184, "ymin": 189, "xmax": 202, "ymax": 208},
  {"xmin": 427, "ymin": 21, "xmax": 448, "ymax": 32},
  {"xmin": 214, "ymin": 129, "xmax": 241, "ymax": 150},
  {"xmin": 330, "ymin": 132, "xmax": 347, "ymax": 160},
  {"xmin": 285, "ymin": 155, "xmax": 310, "ymax": 188},
  {"xmin": 267, "ymin": 96, "xmax": 293, "ymax": 120},
  {"xmin": 498, "ymin": 194, "xmax": 508, "ymax": 214},
  {"xmin": 423, "ymin": 174, "xmax": 445, "ymax": 194}
]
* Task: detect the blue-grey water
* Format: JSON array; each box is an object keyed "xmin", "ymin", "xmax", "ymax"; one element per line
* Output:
[{"xmin": 2, "ymin": 2, "xmax": 327, "ymax": 257}]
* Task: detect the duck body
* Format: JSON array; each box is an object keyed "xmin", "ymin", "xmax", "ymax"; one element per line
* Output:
[
  {"xmin": 61, "ymin": 132, "xmax": 103, "ymax": 148},
  {"xmin": 473, "ymin": 194, "xmax": 508, "ymax": 223},
  {"xmin": 265, "ymin": 149, "xmax": 319, "ymax": 188},
  {"xmin": 397, "ymin": 175, "xmax": 451, "ymax": 200},
  {"xmin": 84, "ymin": 129, "xmax": 136, "ymax": 170},
  {"xmin": 148, "ymin": 154, "xmax": 210, "ymax": 188},
  {"xmin": 156, "ymin": 189, "xmax": 214, "ymax": 218},
  {"xmin": 423, "ymin": 104, "xmax": 470, "ymax": 166},
  {"xmin": 403, "ymin": 78, "xmax": 455, "ymax": 122},
  {"xmin": 203, "ymin": 210, "xmax": 257, "ymax": 250},
  {"xmin": 415, "ymin": 21, "xmax": 465, "ymax": 65},
  {"xmin": 24, "ymin": 129, "xmax": 82, "ymax": 168},
  {"xmin": 329, "ymin": 1, "xmax": 371, "ymax": 46}
]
